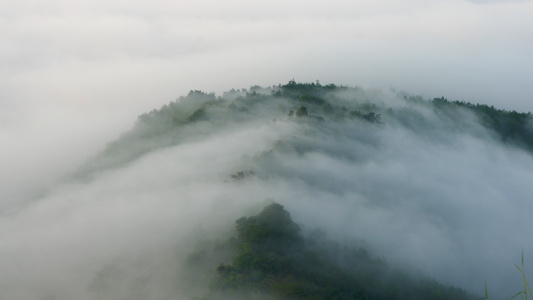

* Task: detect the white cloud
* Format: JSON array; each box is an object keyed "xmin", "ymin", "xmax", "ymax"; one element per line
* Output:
[{"xmin": 1, "ymin": 2, "xmax": 533, "ymax": 296}]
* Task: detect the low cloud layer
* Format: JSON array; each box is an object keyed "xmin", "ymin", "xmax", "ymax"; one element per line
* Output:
[
  {"xmin": 1, "ymin": 86, "xmax": 532, "ymax": 299},
  {"xmin": 2, "ymin": 1, "xmax": 533, "ymax": 298}
]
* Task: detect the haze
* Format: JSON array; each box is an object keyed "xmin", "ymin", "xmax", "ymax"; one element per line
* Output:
[{"xmin": 1, "ymin": 1, "xmax": 533, "ymax": 299}]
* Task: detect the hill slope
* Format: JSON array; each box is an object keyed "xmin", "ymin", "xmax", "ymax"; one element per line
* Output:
[
  {"xmin": 184, "ymin": 203, "xmax": 481, "ymax": 300},
  {"xmin": 3, "ymin": 82, "xmax": 533, "ymax": 300},
  {"xmin": 70, "ymin": 82, "xmax": 533, "ymax": 299}
]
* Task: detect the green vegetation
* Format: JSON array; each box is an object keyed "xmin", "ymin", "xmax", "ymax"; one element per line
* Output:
[
  {"xmin": 186, "ymin": 203, "xmax": 480, "ymax": 300},
  {"xmin": 512, "ymin": 252, "xmax": 533, "ymax": 300},
  {"xmin": 67, "ymin": 81, "xmax": 533, "ymax": 298},
  {"xmin": 485, "ymin": 250, "xmax": 533, "ymax": 300},
  {"xmin": 432, "ymin": 97, "xmax": 533, "ymax": 151},
  {"xmin": 73, "ymin": 81, "xmax": 533, "ymax": 182}
]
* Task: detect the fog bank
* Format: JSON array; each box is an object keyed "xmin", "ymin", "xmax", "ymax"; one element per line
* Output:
[{"xmin": 1, "ymin": 85, "xmax": 532, "ymax": 299}]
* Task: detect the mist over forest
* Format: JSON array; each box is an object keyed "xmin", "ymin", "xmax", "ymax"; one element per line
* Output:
[{"xmin": 2, "ymin": 81, "xmax": 533, "ymax": 299}]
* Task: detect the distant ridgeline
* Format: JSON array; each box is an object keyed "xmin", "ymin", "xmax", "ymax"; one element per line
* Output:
[
  {"xmin": 73, "ymin": 80, "xmax": 533, "ymax": 179},
  {"xmin": 182, "ymin": 203, "xmax": 481, "ymax": 300}
]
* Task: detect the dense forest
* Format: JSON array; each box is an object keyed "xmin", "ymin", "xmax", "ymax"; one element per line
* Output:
[{"xmin": 182, "ymin": 203, "xmax": 480, "ymax": 300}]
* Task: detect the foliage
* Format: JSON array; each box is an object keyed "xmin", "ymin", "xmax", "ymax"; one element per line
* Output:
[
  {"xmin": 295, "ymin": 106, "xmax": 309, "ymax": 118},
  {"xmin": 486, "ymin": 250, "xmax": 533, "ymax": 300},
  {"xmin": 203, "ymin": 203, "xmax": 481, "ymax": 300},
  {"xmin": 230, "ymin": 170, "xmax": 255, "ymax": 180},
  {"xmin": 72, "ymin": 81, "xmax": 533, "ymax": 180},
  {"xmin": 432, "ymin": 97, "xmax": 533, "ymax": 151}
]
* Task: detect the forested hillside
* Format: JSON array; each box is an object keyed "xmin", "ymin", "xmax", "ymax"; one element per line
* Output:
[
  {"xmin": 74, "ymin": 80, "xmax": 533, "ymax": 179},
  {"xmin": 182, "ymin": 203, "xmax": 480, "ymax": 300},
  {"xmin": 19, "ymin": 81, "xmax": 529, "ymax": 300}
]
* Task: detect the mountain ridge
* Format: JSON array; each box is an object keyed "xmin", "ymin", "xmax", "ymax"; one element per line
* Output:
[{"xmin": 73, "ymin": 81, "xmax": 533, "ymax": 181}]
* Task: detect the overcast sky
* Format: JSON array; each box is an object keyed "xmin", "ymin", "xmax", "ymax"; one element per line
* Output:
[{"xmin": 1, "ymin": 0, "xmax": 533, "ymax": 204}]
